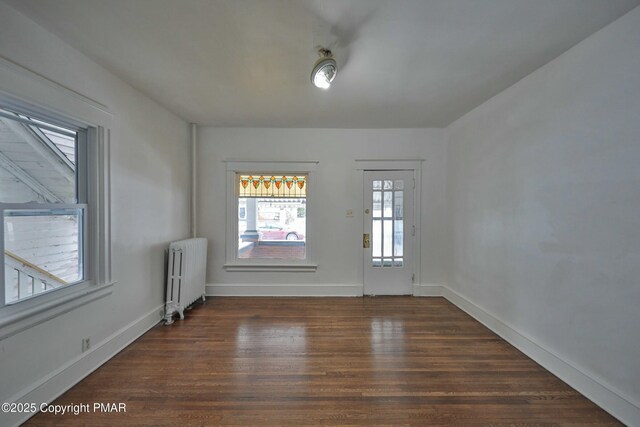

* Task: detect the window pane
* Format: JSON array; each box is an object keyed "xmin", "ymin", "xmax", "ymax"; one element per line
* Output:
[
  {"xmin": 383, "ymin": 191, "xmax": 393, "ymax": 217},
  {"xmin": 383, "ymin": 180, "xmax": 393, "ymax": 190},
  {"xmin": 394, "ymin": 220, "xmax": 404, "ymax": 257},
  {"xmin": 372, "ymin": 219, "xmax": 381, "ymax": 257},
  {"xmin": 372, "ymin": 191, "xmax": 381, "ymax": 217},
  {"xmin": 394, "ymin": 191, "xmax": 403, "ymax": 219},
  {"xmin": 372, "ymin": 180, "xmax": 382, "ymax": 190},
  {"xmin": 383, "ymin": 219, "xmax": 393, "ymax": 257},
  {"xmin": 40, "ymin": 129, "xmax": 76, "ymax": 165},
  {"xmin": 0, "ymin": 110, "xmax": 77, "ymax": 204},
  {"xmin": 4, "ymin": 208, "xmax": 83, "ymax": 304},
  {"xmin": 238, "ymin": 196, "xmax": 306, "ymax": 260},
  {"xmin": 394, "ymin": 180, "xmax": 404, "ymax": 190},
  {"xmin": 238, "ymin": 175, "xmax": 306, "ymax": 198},
  {"xmin": 237, "ymin": 173, "xmax": 308, "ymax": 261}
]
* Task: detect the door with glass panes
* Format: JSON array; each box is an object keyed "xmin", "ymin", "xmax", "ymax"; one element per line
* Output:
[{"xmin": 363, "ymin": 170, "xmax": 414, "ymax": 295}]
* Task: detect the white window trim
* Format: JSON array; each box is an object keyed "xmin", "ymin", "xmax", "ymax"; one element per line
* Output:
[
  {"xmin": 0, "ymin": 57, "xmax": 113, "ymax": 340},
  {"xmin": 223, "ymin": 160, "xmax": 318, "ymax": 272}
]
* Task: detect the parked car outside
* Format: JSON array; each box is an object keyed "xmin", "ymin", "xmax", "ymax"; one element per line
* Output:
[{"xmin": 258, "ymin": 225, "xmax": 304, "ymax": 241}]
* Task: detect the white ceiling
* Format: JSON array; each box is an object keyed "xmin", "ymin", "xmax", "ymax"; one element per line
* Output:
[{"xmin": 6, "ymin": 0, "xmax": 639, "ymax": 128}]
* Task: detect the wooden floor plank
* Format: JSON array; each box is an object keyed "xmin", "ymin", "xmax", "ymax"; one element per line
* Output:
[{"xmin": 24, "ymin": 297, "xmax": 621, "ymax": 426}]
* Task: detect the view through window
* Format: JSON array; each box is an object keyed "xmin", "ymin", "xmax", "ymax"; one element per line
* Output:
[
  {"xmin": 237, "ymin": 175, "xmax": 306, "ymax": 260},
  {"xmin": 1, "ymin": 107, "xmax": 85, "ymax": 304}
]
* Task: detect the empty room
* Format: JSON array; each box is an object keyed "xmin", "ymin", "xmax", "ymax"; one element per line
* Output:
[{"xmin": 0, "ymin": 0, "xmax": 639, "ymax": 425}]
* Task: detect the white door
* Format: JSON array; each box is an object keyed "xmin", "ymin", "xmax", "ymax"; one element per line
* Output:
[{"xmin": 363, "ymin": 170, "xmax": 415, "ymax": 295}]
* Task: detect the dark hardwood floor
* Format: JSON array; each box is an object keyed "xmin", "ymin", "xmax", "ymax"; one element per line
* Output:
[{"xmin": 25, "ymin": 297, "xmax": 621, "ymax": 426}]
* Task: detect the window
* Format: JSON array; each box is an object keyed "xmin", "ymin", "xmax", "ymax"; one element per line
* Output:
[
  {"xmin": 225, "ymin": 162, "xmax": 317, "ymax": 271},
  {"xmin": 238, "ymin": 175, "xmax": 307, "ymax": 260},
  {"xmin": 0, "ymin": 59, "xmax": 112, "ymax": 339},
  {"xmin": 1, "ymin": 107, "xmax": 88, "ymax": 304}
]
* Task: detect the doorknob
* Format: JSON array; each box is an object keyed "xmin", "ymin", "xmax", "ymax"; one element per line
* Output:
[{"xmin": 363, "ymin": 233, "xmax": 370, "ymax": 248}]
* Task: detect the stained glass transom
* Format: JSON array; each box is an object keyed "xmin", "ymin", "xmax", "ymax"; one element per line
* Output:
[{"xmin": 238, "ymin": 175, "xmax": 307, "ymax": 198}]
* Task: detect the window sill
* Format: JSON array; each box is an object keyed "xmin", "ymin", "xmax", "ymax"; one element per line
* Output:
[
  {"xmin": 223, "ymin": 263, "xmax": 318, "ymax": 273},
  {"xmin": 0, "ymin": 281, "xmax": 115, "ymax": 340}
]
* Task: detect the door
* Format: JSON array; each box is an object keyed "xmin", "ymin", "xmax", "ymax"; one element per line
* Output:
[{"xmin": 363, "ymin": 170, "xmax": 415, "ymax": 295}]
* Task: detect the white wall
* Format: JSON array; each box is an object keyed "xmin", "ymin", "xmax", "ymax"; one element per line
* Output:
[
  {"xmin": 447, "ymin": 6, "xmax": 640, "ymax": 423},
  {"xmin": 198, "ymin": 128, "xmax": 447, "ymax": 293},
  {"xmin": 0, "ymin": 2, "xmax": 190, "ymax": 423}
]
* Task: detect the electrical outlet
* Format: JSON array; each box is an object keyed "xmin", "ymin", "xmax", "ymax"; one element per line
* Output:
[{"xmin": 81, "ymin": 337, "xmax": 91, "ymax": 353}]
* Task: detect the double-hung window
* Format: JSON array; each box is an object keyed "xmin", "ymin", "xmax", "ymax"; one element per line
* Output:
[
  {"xmin": 0, "ymin": 107, "xmax": 88, "ymax": 304},
  {"xmin": 0, "ymin": 97, "xmax": 111, "ymax": 340},
  {"xmin": 0, "ymin": 58, "xmax": 111, "ymax": 339}
]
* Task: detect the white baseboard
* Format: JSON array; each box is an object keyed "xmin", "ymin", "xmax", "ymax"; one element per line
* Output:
[
  {"xmin": 412, "ymin": 284, "xmax": 445, "ymax": 296},
  {"xmin": 3, "ymin": 304, "xmax": 163, "ymax": 427},
  {"xmin": 206, "ymin": 283, "xmax": 362, "ymax": 296},
  {"xmin": 206, "ymin": 283, "xmax": 448, "ymax": 297},
  {"xmin": 441, "ymin": 286, "xmax": 640, "ymax": 426}
]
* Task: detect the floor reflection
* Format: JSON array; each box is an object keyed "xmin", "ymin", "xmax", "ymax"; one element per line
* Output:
[
  {"xmin": 233, "ymin": 323, "xmax": 308, "ymax": 385},
  {"xmin": 235, "ymin": 324, "xmax": 307, "ymax": 354},
  {"xmin": 370, "ymin": 317, "xmax": 407, "ymax": 379},
  {"xmin": 371, "ymin": 318, "xmax": 406, "ymax": 355}
]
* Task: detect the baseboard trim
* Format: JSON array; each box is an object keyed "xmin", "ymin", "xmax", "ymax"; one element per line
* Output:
[
  {"xmin": 441, "ymin": 286, "xmax": 639, "ymax": 426},
  {"xmin": 412, "ymin": 284, "xmax": 445, "ymax": 296},
  {"xmin": 206, "ymin": 283, "xmax": 448, "ymax": 297},
  {"xmin": 206, "ymin": 283, "xmax": 362, "ymax": 297},
  {"xmin": 3, "ymin": 304, "xmax": 163, "ymax": 427}
]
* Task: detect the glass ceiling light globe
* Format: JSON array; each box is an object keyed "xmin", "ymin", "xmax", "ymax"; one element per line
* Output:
[{"xmin": 311, "ymin": 57, "xmax": 337, "ymax": 90}]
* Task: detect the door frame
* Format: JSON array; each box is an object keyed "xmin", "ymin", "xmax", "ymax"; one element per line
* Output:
[{"xmin": 354, "ymin": 160, "xmax": 423, "ymax": 296}]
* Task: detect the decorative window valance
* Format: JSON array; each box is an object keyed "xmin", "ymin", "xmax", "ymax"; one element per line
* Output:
[{"xmin": 238, "ymin": 174, "xmax": 307, "ymax": 198}]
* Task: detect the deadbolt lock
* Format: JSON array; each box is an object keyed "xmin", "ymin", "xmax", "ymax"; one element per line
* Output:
[{"xmin": 363, "ymin": 233, "xmax": 370, "ymax": 248}]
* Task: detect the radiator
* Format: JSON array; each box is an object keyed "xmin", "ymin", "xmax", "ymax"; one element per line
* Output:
[{"xmin": 163, "ymin": 238, "xmax": 208, "ymax": 325}]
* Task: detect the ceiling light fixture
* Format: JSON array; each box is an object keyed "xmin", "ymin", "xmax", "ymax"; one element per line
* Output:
[{"xmin": 311, "ymin": 48, "xmax": 337, "ymax": 90}]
